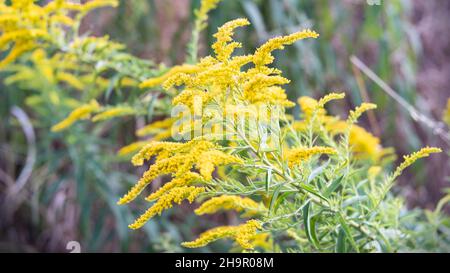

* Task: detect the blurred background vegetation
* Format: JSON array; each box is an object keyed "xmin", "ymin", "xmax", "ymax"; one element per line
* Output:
[{"xmin": 0, "ymin": 0, "xmax": 449, "ymax": 252}]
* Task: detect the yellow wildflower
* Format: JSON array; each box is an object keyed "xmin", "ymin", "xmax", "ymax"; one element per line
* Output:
[
  {"xmin": 253, "ymin": 29, "xmax": 319, "ymax": 67},
  {"xmin": 298, "ymin": 96, "xmax": 325, "ymax": 118},
  {"xmin": 368, "ymin": 166, "xmax": 382, "ymax": 181},
  {"xmin": 347, "ymin": 103, "xmax": 377, "ymax": 124},
  {"xmin": 136, "ymin": 118, "xmax": 175, "ymax": 137},
  {"xmin": 182, "ymin": 220, "xmax": 262, "ymax": 249},
  {"xmin": 246, "ymin": 233, "xmax": 272, "ymax": 251},
  {"xmin": 51, "ymin": 100, "xmax": 100, "ymax": 132},
  {"xmin": 196, "ymin": 150, "xmax": 243, "ymax": 180},
  {"xmin": 0, "ymin": 0, "xmax": 117, "ymax": 70},
  {"xmin": 139, "ymin": 64, "xmax": 200, "ymax": 89},
  {"xmin": 146, "ymin": 172, "xmax": 202, "ymax": 201},
  {"xmin": 0, "ymin": 41, "xmax": 34, "ymax": 69},
  {"xmin": 317, "ymin": 92, "xmax": 346, "ymax": 108},
  {"xmin": 349, "ymin": 125, "xmax": 384, "ymax": 162},
  {"xmin": 212, "ymin": 18, "xmax": 250, "ymax": 62},
  {"xmin": 117, "ymin": 141, "xmax": 148, "ymax": 156},
  {"xmin": 56, "ymin": 71, "xmax": 85, "ymax": 91},
  {"xmin": 195, "ymin": 195, "xmax": 263, "ymax": 216},
  {"xmin": 243, "ymin": 74, "xmax": 294, "ymax": 107},
  {"xmin": 287, "ymin": 146, "xmax": 337, "ymax": 167},
  {"xmin": 91, "ymin": 106, "xmax": 135, "ymax": 122},
  {"xmin": 119, "ymin": 140, "xmax": 240, "ymax": 205},
  {"xmin": 393, "ymin": 147, "xmax": 441, "ymax": 179},
  {"xmin": 194, "ymin": 0, "xmax": 222, "ymax": 31},
  {"xmin": 443, "ymin": 98, "xmax": 450, "ymax": 126},
  {"xmin": 128, "ymin": 186, "xmax": 205, "ymax": 229}
]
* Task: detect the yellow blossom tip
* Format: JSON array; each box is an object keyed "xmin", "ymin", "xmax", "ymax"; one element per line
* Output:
[
  {"xmin": 393, "ymin": 147, "xmax": 442, "ymax": 179},
  {"xmin": 318, "ymin": 92, "xmax": 346, "ymax": 107},
  {"xmin": 348, "ymin": 103, "xmax": 377, "ymax": 123},
  {"xmin": 195, "ymin": 195, "xmax": 262, "ymax": 215},
  {"xmin": 181, "ymin": 220, "xmax": 262, "ymax": 249}
]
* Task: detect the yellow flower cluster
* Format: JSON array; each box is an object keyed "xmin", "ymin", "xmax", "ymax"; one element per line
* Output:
[
  {"xmin": 253, "ymin": 29, "xmax": 319, "ymax": 67},
  {"xmin": 129, "ymin": 186, "xmax": 205, "ymax": 229},
  {"xmin": 182, "ymin": 219, "xmax": 262, "ymax": 249},
  {"xmin": 118, "ymin": 139, "xmax": 242, "ymax": 228},
  {"xmin": 444, "ymin": 98, "xmax": 450, "ymax": 126},
  {"xmin": 140, "ymin": 18, "xmax": 319, "ymax": 111},
  {"xmin": 294, "ymin": 94, "xmax": 390, "ymax": 163},
  {"xmin": 317, "ymin": 92, "xmax": 346, "ymax": 107},
  {"xmin": 51, "ymin": 100, "xmax": 136, "ymax": 131},
  {"xmin": 139, "ymin": 64, "xmax": 199, "ymax": 89},
  {"xmin": 51, "ymin": 99, "xmax": 100, "ymax": 132},
  {"xmin": 286, "ymin": 146, "xmax": 337, "ymax": 167},
  {"xmin": 392, "ymin": 147, "xmax": 442, "ymax": 179},
  {"xmin": 117, "ymin": 141, "xmax": 148, "ymax": 156},
  {"xmin": 195, "ymin": 195, "xmax": 264, "ymax": 216},
  {"xmin": 0, "ymin": 0, "xmax": 118, "ymax": 69}
]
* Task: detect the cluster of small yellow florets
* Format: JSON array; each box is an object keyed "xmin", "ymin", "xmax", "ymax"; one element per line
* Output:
[
  {"xmin": 293, "ymin": 93, "xmax": 392, "ymax": 163},
  {"xmin": 117, "ymin": 139, "xmax": 244, "ymax": 230},
  {"xmin": 140, "ymin": 18, "xmax": 319, "ymax": 110}
]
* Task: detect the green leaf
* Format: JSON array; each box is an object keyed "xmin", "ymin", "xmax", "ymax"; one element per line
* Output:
[
  {"xmin": 324, "ymin": 175, "xmax": 344, "ymax": 197},
  {"xmin": 269, "ymin": 183, "xmax": 284, "ymax": 216},
  {"xmin": 303, "ymin": 202, "xmax": 320, "ymax": 249}
]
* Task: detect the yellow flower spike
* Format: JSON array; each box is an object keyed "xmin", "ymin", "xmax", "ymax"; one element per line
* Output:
[
  {"xmin": 253, "ymin": 29, "xmax": 319, "ymax": 67},
  {"xmin": 298, "ymin": 96, "xmax": 325, "ymax": 118},
  {"xmin": 182, "ymin": 220, "xmax": 262, "ymax": 249},
  {"xmin": 117, "ymin": 141, "xmax": 148, "ymax": 156},
  {"xmin": 51, "ymin": 100, "xmax": 100, "ymax": 132},
  {"xmin": 146, "ymin": 172, "xmax": 202, "ymax": 201},
  {"xmin": 212, "ymin": 18, "xmax": 250, "ymax": 62},
  {"xmin": 246, "ymin": 233, "xmax": 272, "ymax": 251},
  {"xmin": 197, "ymin": 150, "xmax": 243, "ymax": 180},
  {"xmin": 194, "ymin": 0, "xmax": 222, "ymax": 31},
  {"xmin": 128, "ymin": 186, "xmax": 205, "ymax": 229},
  {"xmin": 139, "ymin": 64, "xmax": 200, "ymax": 89},
  {"xmin": 195, "ymin": 195, "xmax": 262, "ymax": 216},
  {"xmin": 317, "ymin": 92, "xmax": 346, "ymax": 108},
  {"xmin": 368, "ymin": 166, "xmax": 382, "ymax": 181},
  {"xmin": 349, "ymin": 125, "xmax": 384, "ymax": 162},
  {"xmin": 91, "ymin": 106, "xmax": 135, "ymax": 122},
  {"xmin": 120, "ymin": 140, "xmax": 226, "ymax": 205},
  {"xmin": 118, "ymin": 154, "xmax": 192, "ymax": 205},
  {"xmin": 347, "ymin": 102, "xmax": 377, "ymax": 124},
  {"xmin": 0, "ymin": 42, "xmax": 35, "ymax": 69},
  {"xmin": 286, "ymin": 146, "xmax": 337, "ymax": 167},
  {"xmin": 392, "ymin": 147, "xmax": 442, "ymax": 180},
  {"xmin": 131, "ymin": 141, "xmax": 183, "ymax": 166},
  {"xmin": 56, "ymin": 72, "xmax": 85, "ymax": 91}
]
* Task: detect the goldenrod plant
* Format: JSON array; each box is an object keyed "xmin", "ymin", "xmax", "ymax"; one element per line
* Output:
[{"xmin": 118, "ymin": 14, "xmax": 448, "ymax": 252}]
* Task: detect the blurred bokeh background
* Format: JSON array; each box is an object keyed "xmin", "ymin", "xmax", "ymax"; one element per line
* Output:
[{"xmin": 1, "ymin": 0, "xmax": 449, "ymax": 252}]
